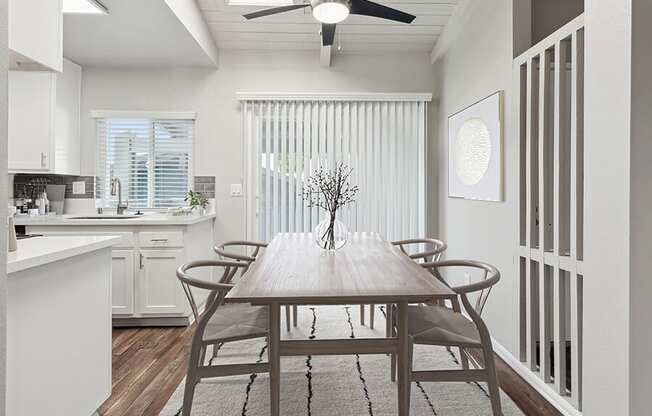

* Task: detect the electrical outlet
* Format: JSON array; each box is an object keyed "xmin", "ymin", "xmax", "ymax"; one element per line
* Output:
[
  {"xmin": 73, "ymin": 181, "xmax": 86, "ymax": 195},
  {"xmin": 230, "ymin": 183, "xmax": 243, "ymax": 197}
]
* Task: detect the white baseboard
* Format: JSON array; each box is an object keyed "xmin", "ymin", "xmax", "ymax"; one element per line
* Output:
[{"xmin": 491, "ymin": 338, "xmax": 582, "ymax": 416}]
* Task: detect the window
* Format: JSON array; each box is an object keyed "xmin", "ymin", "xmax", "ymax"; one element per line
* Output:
[
  {"xmin": 93, "ymin": 111, "xmax": 195, "ymax": 209},
  {"xmin": 240, "ymin": 94, "xmax": 430, "ymax": 242}
]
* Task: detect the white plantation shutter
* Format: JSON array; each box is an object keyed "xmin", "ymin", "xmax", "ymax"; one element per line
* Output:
[
  {"xmin": 240, "ymin": 94, "xmax": 430, "ymax": 242},
  {"xmin": 95, "ymin": 112, "xmax": 194, "ymax": 209}
]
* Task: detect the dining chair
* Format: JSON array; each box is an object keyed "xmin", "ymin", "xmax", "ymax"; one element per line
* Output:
[
  {"xmin": 176, "ymin": 260, "xmax": 270, "ymax": 416},
  {"xmin": 360, "ymin": 238, "xmax": 447, "ymax": 331},
  {"xmin": 215, "ymin": 241, "xmax": 298, "ymax": 332},
  {"xmin": 402, "ymin": 260, "xmax": 503, "ymax": 415}
]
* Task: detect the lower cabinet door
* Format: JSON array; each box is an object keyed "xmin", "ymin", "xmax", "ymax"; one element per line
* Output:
[
  {"xmin": 111, "ymin": 249, "xmax": 135, "ymax": 315},
  {"xmin": 137, "ymin": 249, "xmax": 185, "ymax": 315}
]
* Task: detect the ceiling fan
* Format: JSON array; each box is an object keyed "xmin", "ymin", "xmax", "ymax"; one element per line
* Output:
[{"xmin": 242, "ymin": 0, "xmax": 416, "ymax": 47}]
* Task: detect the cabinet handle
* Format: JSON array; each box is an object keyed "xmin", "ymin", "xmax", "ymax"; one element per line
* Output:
[
  {"xmin": 150, "ymin": 238, "xmax": 168, "ymax": 242},
  {"xmin": 139, "ymin": 253, "xmax": 144, "ymax": 269},
  {"xmin": 40, "ymin": 152, "xmax": 46, "ymax": 168}
]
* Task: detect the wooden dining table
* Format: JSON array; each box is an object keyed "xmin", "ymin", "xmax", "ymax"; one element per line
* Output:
[{"xmin": 226, "ymin": 232, "xmax": 456, "ymax": 416}]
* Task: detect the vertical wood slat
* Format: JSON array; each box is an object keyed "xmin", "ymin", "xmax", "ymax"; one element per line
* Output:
[
  {"xmin": 538, "ymin": 49, "xmax": 552, "ymax": 383},
  {"xmin": 552, "ymin": 42, "xmax": 566, "ymax": 394},
  {"xmin": 529, "ymin": 58, "xmax": 540, "ymax": 249},
  {"xmin": 570, "ymin": 29, "xmax": 584, "ymax": 410},
  {"xmin": 571, "ymin": 274, "xmax": 583, "ymax": 409},
  {"xmin": 525, "ymin": 59, "xmax": 533, "ymax": 250},
  {"xmin": 574, "ymin": 30, "xmax": 585, "ymax": 261},
  {"xmin": 388, "ymin": 102, "xmax": 395, "ymax": 239},
  {"xmin": 553, "ymin": 269, "xmax": 567, "ymax": 394},
  {"xmin": 553, "ymin": 40, "xmax": 570, "ymax": 395},
  {"xmin": 525, "ymin": 59, "xmax": 538, "ymax": 370},
  {"xmin": 526, "ymin": 261, "xmax": 538, "ymax": 371},
  {"xmin": 517, "ymin": 61, "xmax": 528, "ymax": 362}
]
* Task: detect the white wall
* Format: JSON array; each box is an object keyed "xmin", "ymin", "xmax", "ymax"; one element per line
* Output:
[
  {"xmin": 627, "ymin": 0, "xmax": 652, "ymax": 414},
  {"xmin": 431, "ymin": 0, "xmax": 517, "ymax": 352},
  {"xmin": 80, "ymin": 51, "xmax": 437, "ymax": 242},
  {"xmin": 433, "ymin": 0, "xmax": 642, "ymax": 415},
  {"xmin": 0, "ymin": 0, "xmax": 8, "ymax": 412},
  {"xmin": 583, "ymin": 0, "xmax": 632, "ymax": 414}
]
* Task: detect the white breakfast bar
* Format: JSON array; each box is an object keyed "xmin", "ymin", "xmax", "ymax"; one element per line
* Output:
[{"xmin": 7, "ymin": 235, "xmax": 120, "ymax": 416}]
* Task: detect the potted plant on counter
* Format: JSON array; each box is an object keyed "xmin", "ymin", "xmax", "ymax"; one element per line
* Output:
[{"xmin": 185, "ymin": 190, "xmax": 209, "ymax": 215}]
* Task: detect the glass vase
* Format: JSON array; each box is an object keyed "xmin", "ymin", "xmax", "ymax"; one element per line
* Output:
[{"xmin": 314, "ymin": 214, "xmax": 348, "ymax": 251}]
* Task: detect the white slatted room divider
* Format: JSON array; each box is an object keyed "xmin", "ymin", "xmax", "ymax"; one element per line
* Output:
[
  {"xmin": 514, "ymin": 15, "xmax": 584, "ymax": 412},
  {"xmin": 239, "ymin": 93, "xmax": 431, "ymax": 243}
]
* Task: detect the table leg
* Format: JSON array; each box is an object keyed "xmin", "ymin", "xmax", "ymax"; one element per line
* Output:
[
  {"xmin": 396, "ymin": 301, "xmax": 410, "ymax": 415},
  {"xmin": 269, "ymin": 303, "xmax": 281, "ymax": 416}
]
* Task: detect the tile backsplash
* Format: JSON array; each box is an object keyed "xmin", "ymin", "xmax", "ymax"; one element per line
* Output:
[
  {"xmin": 193, "ymin": 176, "xmax": 215, "ymax": 199},
  {"xmin": 13, "ymin": 174, "xmax": 95, "ymax": 200}
]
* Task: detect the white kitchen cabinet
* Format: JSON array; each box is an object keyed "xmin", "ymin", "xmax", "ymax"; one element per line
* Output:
[
  {"xmin": 8, "ymin": 70, "xmax": 55, "ymax": 171},
  {"xmin": 9, "ymin": 59, "xmax": 82, "ymax": 174},
  {"xmin": 9, "ymin": 0, "xmax": 63, "ymax": 71},
  {"xmin": 23, "ymin": 217, "xmax": 216, "ymax": 326},
  {"xmin": 55, "ymin": 59, "xmax": 82, "ymax": 175},
  {"xmin": 111, "ymin": 249, "xmax": 135, "ymax": 315},
  {"xmin": 137, "ymin": 249, "xmax": 185, "ymax": 315}
]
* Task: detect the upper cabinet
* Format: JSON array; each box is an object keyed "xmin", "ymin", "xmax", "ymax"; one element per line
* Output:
[
  {"xmin": 9, "ymin": 0, "xmax": 63, "ymax": 72},
  {"xmin": 9, "ymin": 59, "xmax": 82, "ymax": 175}
]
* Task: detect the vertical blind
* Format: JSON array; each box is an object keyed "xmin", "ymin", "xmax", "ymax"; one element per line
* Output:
[
  {"xmin": 240, "ymin": 95, "xmax": 429, "ymax": 242},
  {"xmin": 94, "ymin": 113, "xmax": 194, "ymax": 209}
]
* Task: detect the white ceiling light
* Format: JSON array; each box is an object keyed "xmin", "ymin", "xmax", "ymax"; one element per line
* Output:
[
  {"xmin": 63, "ymin": 0, "xmax": 108, "ymax": 15},
  {"xmin": 312, "ymin": 0, "xmax": 350, "ymax": 24}
]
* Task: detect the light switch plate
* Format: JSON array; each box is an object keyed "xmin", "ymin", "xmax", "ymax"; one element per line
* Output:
[
  {"xmin": 230, "ymin": 183, "xmax": 243, "ymax": 197},
  {"xmin": 73, "ymin": 181, "xmax": 86, "ymax": 195}
]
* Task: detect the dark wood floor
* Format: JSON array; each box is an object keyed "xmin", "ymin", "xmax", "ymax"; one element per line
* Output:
[
  {"xmin": 99, "ymin": 326, "xmax": 194, "ymax": 416},
  {"xmin": 100, "ymin": 327, "xmax": 560, "ymax": 416}
]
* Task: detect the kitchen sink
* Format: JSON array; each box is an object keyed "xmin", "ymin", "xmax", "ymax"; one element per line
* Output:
[{"xmin": 67, "ymin": 215, "xmax": 139, "ymax": 220}]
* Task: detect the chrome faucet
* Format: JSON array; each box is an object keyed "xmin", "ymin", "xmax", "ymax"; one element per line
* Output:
[{"xmin": 110, "ymin": 178, "xmax": 128, "ymax": 215}]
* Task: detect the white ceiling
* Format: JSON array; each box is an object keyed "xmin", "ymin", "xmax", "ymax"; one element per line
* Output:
[
  {"xmin": 197, "ymin": 0, "xmax": 458, "ymax": 53},
  {"xmin": 63, "ymin": 0, "xmax": 217, "ymax": 67}
]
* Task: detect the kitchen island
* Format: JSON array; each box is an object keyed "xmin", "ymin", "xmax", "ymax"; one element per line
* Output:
[{"xmin": 7, "ymin": 235, "xmax": 120, "ymax": 416}]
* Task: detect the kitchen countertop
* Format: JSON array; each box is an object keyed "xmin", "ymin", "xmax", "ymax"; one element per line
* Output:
[
  {"xmin": 7, "ymin": 235, "xmax": 121, "ymax": 274},
  {"xmin": 14, "ymin": 212, "xmax": 216, "ymax": 226}
]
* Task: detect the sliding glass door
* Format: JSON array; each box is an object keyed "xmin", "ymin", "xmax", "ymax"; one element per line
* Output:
[{"xmin": 240, "ymin": 94, "xmax": 429, "ymax": 242}]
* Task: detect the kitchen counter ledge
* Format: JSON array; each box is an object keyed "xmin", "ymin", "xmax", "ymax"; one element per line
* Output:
[
  {"xmin": 14, "ymin": 212, "xmax": 216, "ymax": 226},
  {"xmin": 7, "ymin": 235, "xmax": 121, "ymax": 274}
]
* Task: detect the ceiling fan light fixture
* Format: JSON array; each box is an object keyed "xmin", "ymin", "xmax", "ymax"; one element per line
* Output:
[{"xmin": 312, "ymin": 0, "xmax": 350, "ymax": 24}]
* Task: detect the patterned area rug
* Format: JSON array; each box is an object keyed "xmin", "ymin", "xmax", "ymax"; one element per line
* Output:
[{"xmin": 161, "ymin": 305, "xmax": 523, "ymax": 416}]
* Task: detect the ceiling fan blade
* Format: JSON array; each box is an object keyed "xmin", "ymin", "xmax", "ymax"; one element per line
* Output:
[
  {"xmin": 349, "ymin": 0, "xmax": 416, "ymax": 24},
  {"xmin": 322, "ymin": 23, "xmax": 336, "ymax": 46},
  {"xmin": 243, "ymin": 4, "xmax": 310, "ymax": 20}
]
